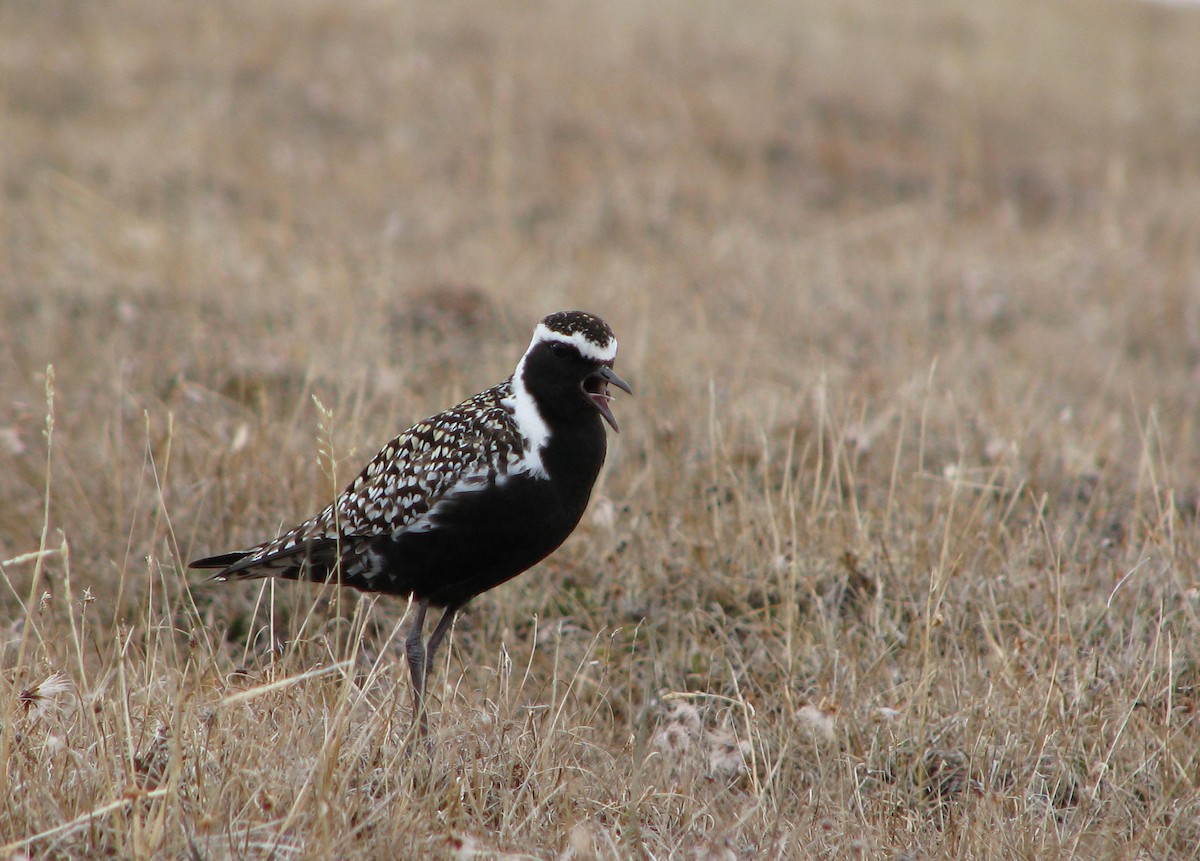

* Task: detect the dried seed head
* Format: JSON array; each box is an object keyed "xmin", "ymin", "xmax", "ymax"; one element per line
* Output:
[
  {"xmin": 691, "ymin": 836, "xmax": 738, "ymax": 861},
  {"xmin": 796, "ymin": 703, "xmax": 837, "ymax": 743},
  {"xmin": 653, "ymin": 721, "xmax": 695, "ymax": 755},
  {"xmin": 663, "ymin": 700, "xmax": 702, "ymax": 734},
  {"xmin": 706, "ymin": 728, "xmax": 751, "ymax": 781},
  {"xmin": 652, "ymin": 699, "xmax": 704, "ymax": 757},
  {"xmin": 18, "ymin": 670, "xmax": 72, "ymax": 718},
  {"xmin": 446, "ymin": 833, "xmax": 480, "ymax": 861},
  {"xmin": 559, "ymin": 823, "xmax": 599, "ymax": 861}
]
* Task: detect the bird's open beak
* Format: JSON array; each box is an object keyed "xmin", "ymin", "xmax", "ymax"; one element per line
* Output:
[{"xmin": 586, "ymin": 365, "xmax": 632, "ymax": 433}]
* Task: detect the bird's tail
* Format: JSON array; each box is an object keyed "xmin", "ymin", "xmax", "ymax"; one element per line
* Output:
[
  {"xmin": 188, "ymin": 551, "xmax": 252, "ymax": 576},
  {"xmin": 188, "ymin": 540, "xmax": 339, "ymax": 583}
]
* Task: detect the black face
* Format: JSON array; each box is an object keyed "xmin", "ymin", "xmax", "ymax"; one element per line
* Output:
[{"xmin": 521, "ymin": 338, "xmax": 631, "ymax": 432}]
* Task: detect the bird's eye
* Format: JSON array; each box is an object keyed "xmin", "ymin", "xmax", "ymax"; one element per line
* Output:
[{"xmin": 550, "ymin": 342, "xmax": 572, "ymax": 358}]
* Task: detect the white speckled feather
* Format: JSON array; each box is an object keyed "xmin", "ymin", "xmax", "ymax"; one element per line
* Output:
[
  {"xmin": 230, "ymin": 379, "xmax": 537, "ymax": 569},
  {"xmin": 194, "ymin": 310, "xmax": 624, "ymax": 585}
]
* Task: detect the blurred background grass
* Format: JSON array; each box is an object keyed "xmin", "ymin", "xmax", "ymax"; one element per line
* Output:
[{"xmin": 3, "ymin": 0, "xmax": 1200, "ymax": 858}]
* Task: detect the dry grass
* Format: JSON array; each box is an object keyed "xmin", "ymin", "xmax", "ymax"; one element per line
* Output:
[{"xmin": 4, "ymin": 0, "xmax": 1200, "ymax": 857}]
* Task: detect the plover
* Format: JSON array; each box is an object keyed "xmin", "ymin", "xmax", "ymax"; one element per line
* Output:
[{"xmin": 190, "ymin": 310, "xmax": 631, "ymax": 735}]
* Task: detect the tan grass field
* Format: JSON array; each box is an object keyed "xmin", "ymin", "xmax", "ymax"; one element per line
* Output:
[{"xmin": 4, "ymin": 0, "xmax": 1200, "ymax": 857}]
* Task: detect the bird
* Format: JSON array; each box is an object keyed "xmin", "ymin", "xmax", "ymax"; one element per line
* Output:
[{"xmin": 189, "ymin": 310, "xmax": 631, "ymax": 736}]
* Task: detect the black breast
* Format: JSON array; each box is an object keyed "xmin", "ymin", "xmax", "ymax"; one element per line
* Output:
[{"xmin": 369, "ymin": 414, "xmax": 608, "ymax": 608}]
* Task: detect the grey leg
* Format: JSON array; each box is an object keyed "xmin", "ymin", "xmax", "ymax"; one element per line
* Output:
[
  {"xmin": 405, "ymin": 599, "xmax": 429, "ymax": 736},
  {"xmin": 424, "ymin": 604, "xmax": 459, "ymax": 680}
]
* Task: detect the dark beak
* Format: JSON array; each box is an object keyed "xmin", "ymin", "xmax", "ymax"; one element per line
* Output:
[{"xmin": 586, "ymin": 366, "xmax": 632, "ymax": 433}]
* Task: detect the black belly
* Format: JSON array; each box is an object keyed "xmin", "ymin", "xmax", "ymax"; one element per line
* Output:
[
  {"xmin": 366, "ymin": 471, "xmax": 589, "ymax": 608},
  {"xmin": 339, "ymin": 416, "xmax": 608, "ymax": 608}
]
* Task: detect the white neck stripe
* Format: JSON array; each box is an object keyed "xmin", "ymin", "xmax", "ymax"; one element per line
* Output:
[
  {"xmin": 532, "ymin": 324, "xmax": 618, "ymax": 363},
  {"xmin": 501, "ymin": 361, "xmax": 550, "ymax": 479}
]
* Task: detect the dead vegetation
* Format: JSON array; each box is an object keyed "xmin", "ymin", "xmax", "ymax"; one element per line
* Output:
[{"xmin": 3, "ymin": 0, "xmax": 1200, "ymax": 857}]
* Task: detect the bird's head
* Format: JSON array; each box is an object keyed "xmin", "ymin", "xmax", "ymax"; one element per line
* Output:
[{"xmin": 517, "ymin": 311, "xmax": 632, "ymax": 432}]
